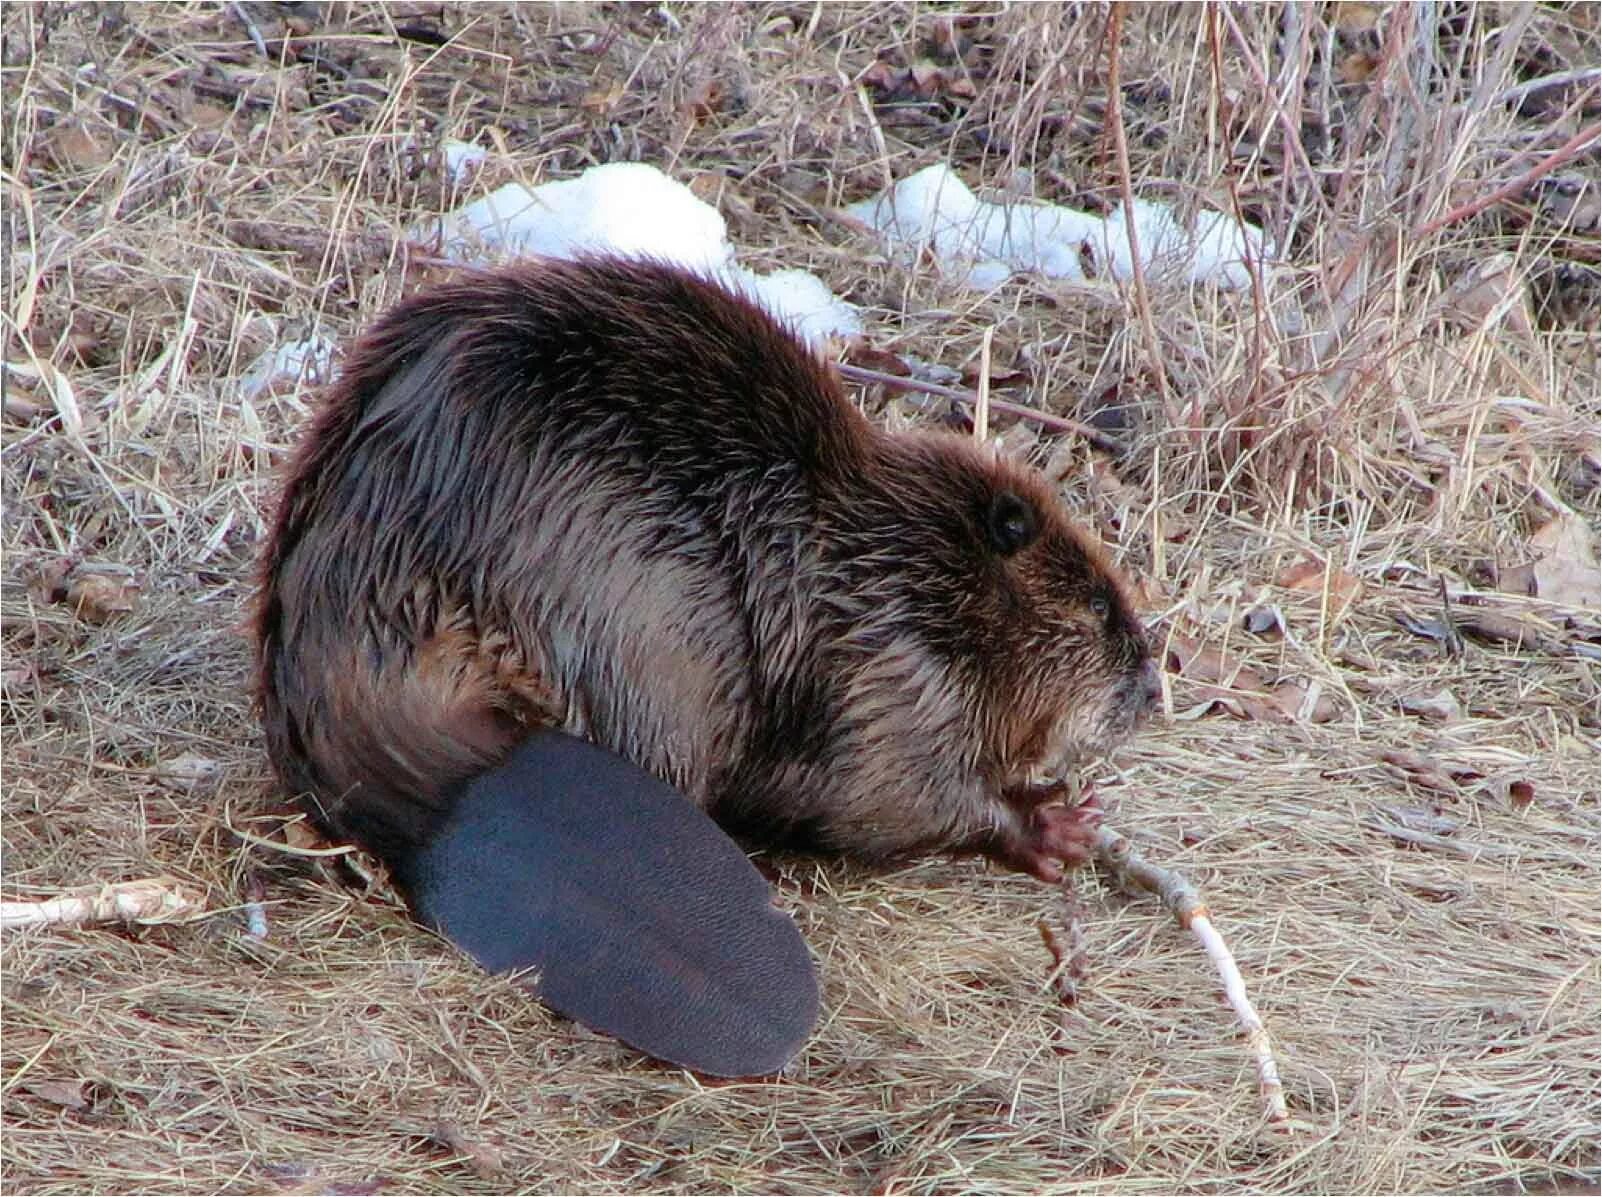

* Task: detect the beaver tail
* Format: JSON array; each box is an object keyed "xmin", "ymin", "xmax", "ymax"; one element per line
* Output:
[{"xmin": 396, "ymin": 731, "xmax": 818, "ymax": 1077}]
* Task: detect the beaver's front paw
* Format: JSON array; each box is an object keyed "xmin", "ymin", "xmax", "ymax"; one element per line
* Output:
[{"xmin": 993, "ymin": 785, "xmax": 1104, "ymax": 883}]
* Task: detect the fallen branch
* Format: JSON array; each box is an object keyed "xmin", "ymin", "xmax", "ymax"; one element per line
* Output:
[
  {"xmin": 1490, "ymin": 67, "xmax": 1602, "ymax": 113},
  {"xmin": 0, "ymin": 876, "xmax": 206, "ymax": 931},
  {"xmin": 1092, "ymin": 827, "xmax": 1289, "ymax": 1124},
  {"xmin": 834, "ymin": 362, "xmax": 1130, "ymax": 455},
  {"xmin": 1414, "ymin": 121, "xmax": 1601, "ymax": 239}
]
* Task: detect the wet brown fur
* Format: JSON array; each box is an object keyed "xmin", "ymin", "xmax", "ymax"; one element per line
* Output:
[{"xmin": 256, "ymin": 257, "xmax": 1156, "ymax": 883}]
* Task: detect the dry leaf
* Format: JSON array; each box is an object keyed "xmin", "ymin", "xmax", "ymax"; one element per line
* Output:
[
  {"xmin": 1396, "ymin": 610, "xmax": 1463, "ymax": 651},
  {"xmin": 1455, "ymin": 608, "xmax": 1559, "ymax": 652},
  {"xmin": 959, "ymin": 362, "xmax": 1029, "ymax": 389},
  {"xmin": 1, "ymin": 660, "xmax": 35, "ymax": 692},
  {"xmin": 859, "ymin": 61, "xmax": 900, "ymax": 91},
  {"xmin": 155, "ymin": 753, "xmax": 223, "ymax": 794},
  {"xmin": 1162, "ymin": 632, "xmax": 1335, "ymax": 722},
  {"xmin": 27, "ymin": 307, "xmax": 106, "ymax": 366},
  {"xmin": 1243, "ymin": 605, "xmax": 1285, "ymax": 638},
  {"xmin": 1338, "ymin": 51, "xmax": 1380, "ymax": 83},
  {"xmin": 1268, "ymin": 678, "xmax": 1340, "ymax": 722},
  {"xmin": 994, "ymin": 421, "xmax": 1040, "ymax": 463},
  {"xmin": 581, "ymin": 82, "xmax": 626, "ymax": 115},
  {"xmin": 1162, "ymin": 633, "xmax": 1264, "ymax": 689},
  {"xmin": 862, "ymin": 60, "xmax": 975, "ymax": 103},
  {"xmin": 1380, "ymin": 748, "xmax": 1464, "ymax": 796},
  {"xmin": 844, "ymin": 343, "xmax": 913, "ymax": 377},
  {"xmin": 65, "ymin": 566, "xmax": 142, "ymax": 623},
  {"xmin": 1277, "ymin": 558, "xmax": 1330, "ymax": 589},
  {"xmin": 428, "ymin": 1122, "xmax": 505, "ymax": 1180},
  {"xmin": 1528, "ymin": 513, "xmax": 1600, "ymax": 610},
  {"xmin": 1535, "ymin": 174, "xmax": 1600, "ymax": 233},
  {"xmin": 1363, "ymin": 811, "xmax": 1493, "ymax": 857},
  {"xmin": 3, "ymin": 394, "xmax": 42, "ymax": 424},
  {"xmin": 46, "ymin": 119, "xmax": 111, "ymax": 170},
  {"xmin": 3, "ymin": 360, "xmax": 84, "ymax": 439},
  {"xmin": 1399, "ymin": 689, "xmax": 1464, "ymax": 722},
  {"xmin": 908, "ymin": 61, "xmax": 942, "ymax": 95},
  {"xmin": 281, "ymin": 818, "xmax": 326, "ymax": 853},
  {"xmin": 1437, "ymin": 253, "xmax": 1534, "ymax": 335},
  {"xmin": 23, "ymin": 1078, "xmax": 89, "ymax": 1110},
  {"xmin": 20, "ymin": 556, "xmax": 139, "ymax": 621},
  {"xmin": 1376, "ymin": 804, "xmax": 1462, "ymax": 837},
  {"xmin": 22, "ymin": 555, "xmax": 75, "ymax": 606},
  {"xmin": 1172, "ymin": 685, "xmax": 1279, "ymax": 723},
  {"xmin": 189, "ymin": 100, "xmax": 236, "ymax": 131},
  {"xmin": 682, "ymin": 78, "xmax": 724, "ymax": 122},
  {"xmin": 1475, "ymin": 776, "xmax": 1537, "ymax": 810},
  {"xmin": 1332, "ymin": 3, "xmax": 1383, "ymax": 32},
  {"xmin": 1378, "ymin": 750, "xmax": 1518, "ymax": 808},
  {"xmin": 1276, "ymin": 556, "xmax": 1364, "ymax": 617},
  {"xmin": 1495, "ymin": 560, "xmax": 1538, "ymax": 596},
  {"xmin": 944, "ymin": 73, "xmax": 977, "ymax": 101}
]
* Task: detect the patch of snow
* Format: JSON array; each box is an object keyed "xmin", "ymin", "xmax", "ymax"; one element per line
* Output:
[
  {"xmin": 847, "ymin": 163, "xmax": 1272, "ymax": 291},
  {"xmin": 240, "ymin": 336, "xmax": 335, "ymax": 397},
  {"xmin": 730, "ymin": 267, "xmax": 863, "ymax": 342},
  {"xmin": 435, "ymin": 164, "xmax": 734, "ymax": 278},
  {"xmin": 440, "ymin": 139, "xmax": 487, "ymax": 182},
  {"xmin": 430, "ymin": 162, "xmax": 860, "ymax": 343}
]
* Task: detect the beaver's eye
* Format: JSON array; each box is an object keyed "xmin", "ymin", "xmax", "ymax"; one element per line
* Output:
[
  {"xmin": 985, "ymin": 491, "xmax": 1039, "ymax": 556},
  {"xmin": 1090, "ymin": 595, "xmax": 1111, "ymax": 620}
]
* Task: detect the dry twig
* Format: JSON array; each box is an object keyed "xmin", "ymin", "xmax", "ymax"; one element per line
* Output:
[
  {"xmin": 835, "ymin": 363, "xmax": 1129, "ymax": 454},
  {"xmin": 1105, "ymin": 2, "xmax": 1174, "ymax": 424},
  {"xmin": 1413, "ymin": 122, "xmax": 1602, "ymax": 239}
]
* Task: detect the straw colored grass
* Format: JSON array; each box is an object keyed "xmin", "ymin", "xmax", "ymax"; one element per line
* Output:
[{"xmin": 3, "ymin": 3, "xmax": 1597, "ymax": 1193}]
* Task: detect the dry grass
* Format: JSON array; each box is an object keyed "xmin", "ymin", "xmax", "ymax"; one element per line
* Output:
[{"xmin": 3, "ymin": 3, "xmax": 1598, "ymax": 1194}]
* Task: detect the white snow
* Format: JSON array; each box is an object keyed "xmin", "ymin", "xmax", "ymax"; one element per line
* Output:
[
  {"xmin": 436, "ymin": 165, "xmax": 735, "ymax": 277},
  {"xmin": 240, "ymin": 335, "xmax": 335, "ymax": 398},
  {"xmin": 846, "ymin": 163, "xmax": 1272, "ymax": 291},
  {"xmin": 429, "ymin": 162, "xmax": 862, "ymax": 342},
  {"xmin": 239, "ymin": 159, "xmax": 1271, "ymax": 401},
  {"xmin": 728, "ymin": 267, "xmax": 864, "ymax": 346},
  {"xmin": 439, "ymin": 139, "xmax": 487, "ymax": 182}
]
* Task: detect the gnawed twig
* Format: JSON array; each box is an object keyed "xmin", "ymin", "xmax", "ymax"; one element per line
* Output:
[
  {"xmin": 1, "ymin": 876, "xmax": 207, "ymax": 930},
  {"xmin": 1092, "ymin": 827, "xmax": 1289, "ymax": 1125}
]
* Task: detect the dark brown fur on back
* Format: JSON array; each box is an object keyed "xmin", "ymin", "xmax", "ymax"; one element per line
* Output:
[{"xmin": 257, "ymin": 256, "xmax": 1155, "ymax": 880}]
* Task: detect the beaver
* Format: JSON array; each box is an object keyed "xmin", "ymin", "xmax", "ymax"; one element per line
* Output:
[{"xmin": 255, "ymin": 255, "xmax": 1159, "ymax": 1075}]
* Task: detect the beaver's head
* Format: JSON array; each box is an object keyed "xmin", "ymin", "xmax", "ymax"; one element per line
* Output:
[{"xmin": 863, "ymin": 436, "xmax": 1159, "ymax": 787}]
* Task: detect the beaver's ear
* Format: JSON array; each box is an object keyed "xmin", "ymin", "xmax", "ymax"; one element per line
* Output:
[
  {"xmin": 396, "ymin": 730, "xmax": 819, "ymax": 1077},
  {"xmin": 984, "ymin": 491, "xmax": 1040, "ymax": 556}
]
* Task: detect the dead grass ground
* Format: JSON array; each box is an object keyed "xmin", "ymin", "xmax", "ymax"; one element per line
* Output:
[{"xmin": 2, "ymin": 3, "xmax": 1599, "ymax": 1194}]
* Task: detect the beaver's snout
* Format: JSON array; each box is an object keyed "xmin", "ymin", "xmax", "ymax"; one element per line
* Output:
[
  {"xmin": 1101, "ymin": 656, "xmax": 1162, "ymax": 743},
  {"xmin": 1134, "ymin": 658, "xmax": 1162, "ymax": 717}
]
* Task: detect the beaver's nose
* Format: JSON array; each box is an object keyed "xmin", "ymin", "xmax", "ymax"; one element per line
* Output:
[{"xmin": 1136, "ymin": 658, "xmax": 1162, "ymax": 712}]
